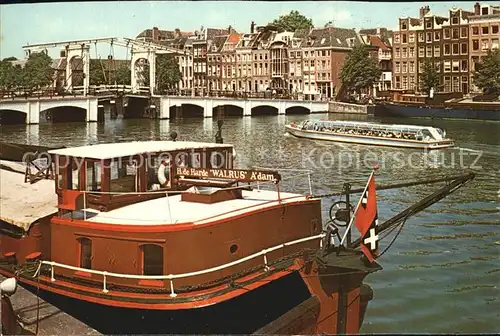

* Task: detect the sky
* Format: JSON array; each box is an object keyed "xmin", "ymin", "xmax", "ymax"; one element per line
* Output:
[{"xmin": 0, "ymin": 1, "xmax": 497, "ymax": 60}]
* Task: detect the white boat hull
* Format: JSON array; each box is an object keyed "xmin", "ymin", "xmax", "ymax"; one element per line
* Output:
[{"xmin": 285, "ymin": 125, "xmax": 455, "ymax": 150}]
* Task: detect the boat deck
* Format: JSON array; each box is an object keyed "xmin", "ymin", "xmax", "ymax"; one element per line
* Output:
[
  {"xmin": 85, "ymin": 189, "xmax": 306, "ymax": 225},
  {"xmin": 0, "ymin": 160, "xmax": 58, "ymax": 231}
]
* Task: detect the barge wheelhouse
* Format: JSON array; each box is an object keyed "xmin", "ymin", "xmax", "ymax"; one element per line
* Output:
[
  {"xmin": 286, "ymin": 120, "xmax": 455, "ymax": 149},
  {"xmin": 0, "ymin": 140, "xmax": 381, "ymax": 334}
]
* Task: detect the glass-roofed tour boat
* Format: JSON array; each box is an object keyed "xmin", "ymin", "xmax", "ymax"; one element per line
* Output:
[{"xmin": 285, "ymin": 120, "xmax": 455, "ymax": 149}]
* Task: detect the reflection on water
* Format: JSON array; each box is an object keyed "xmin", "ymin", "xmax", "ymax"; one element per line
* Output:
[{"xmin": 1, "ymin": 112, "xmax": 499, "ymax": 333}]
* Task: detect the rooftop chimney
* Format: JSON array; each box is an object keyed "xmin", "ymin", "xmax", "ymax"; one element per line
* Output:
[
  {"xmin": 228, "ymin": 25, "xmax": 232, "ymax": 34},
  {"xmin": 175, "ymin": 28, "xmax": 181, "ymax": 38},
  {"xmin": 152, "ymin": 26, "xmax": 160, "ymax": 41},
  {"xmin": 250, "ymin": 21, "xmax": 255, "ymax": 34},
  {"xmin": 474, "ymin": 2, "xmax": 480, "ymax": 14}
]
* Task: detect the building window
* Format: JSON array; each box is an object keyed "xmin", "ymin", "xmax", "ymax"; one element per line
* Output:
[
  {"xmin": 395, "ymin": 62, "xmax": 400, "ymax": 73},
  {"xmin": 402, "ymin": 76, "xmax": 408, "ymax": 89},
  {"xmin": 419, "ymin": 61, "xmax": 424, "ymax": 73},
  {"xmin": 452, "ymin": 43, "xmax": 459, "ymax": 55},
  {"xmin": 444, "ymin": 76, "xmax": 451, "ymax": 92},
  {"xmin": 460, "ymin": 27, "xmax": 468, "ymax": 38},
  {"xmin": 444, "ymin": 28, "xmax": 450, "ymax": 39},
  {"xmin": 401, "ymin": 21, "xmax": 408, "ymax": 30},
  {"xmin": 409, "ymin": 32, "xmax": 415, "ymax": 43},
  {"xmin": 434, "ymin": 31, "xmax": 441, "ymax": 41},
  {"xmin": 461, "ymin": 43, "xmax": 468, "ymax": 54},
  {"xmin": 472, "ymin": 26, "xmax": 479, "ymax": 35},
  {"xmin": 444, "ymin": 44, "xmax": 451, "ymax": 55},
  {"xmin": 472, "ymin": 39, "xmax": 479, "ymax": 51},
  {"xmin": 452, "ymin": 17, "xmax": 459, "ymax": 25},
  {"xmin": 493, "ymin": 25, "xmax": 499, "ymax": 34},
  {"xmin": 435, "ymin": 61, "xmax": 441, "ymax": 73},
  {"xmin": 481, "ymin": 39, "xmax": 489, "ymax": 50},
  {"xmin": 141, "ymin": 244, "xmax": 164, "ymax": 276},
  {"xmin": 434, "ymin": 45, "xmax": 440, "ymax": 57},
  {"xmin": 402, "ymin": 34, "xmax": 407, "ymax": 43},
  {"xmin": 419, "ymin": 46, "xmax": 425, "ymax": 57},
  {"xmin": 402, "ymin": 62, "xmax": 407, "ymax": 73},
  {"xmin": 409, "ymin": 61, "xmax": 415, "ymax": 73},
  {"xmin": 409, "ymin": 47, "xmax": 415, "ymax": 57},
  {"xmin": 444, "ymin": 61, "xmax": 451, "ymax": 72},
  {"xmin": 492, "ymin": 38, "xmax": 499, "ymax": 49},
  {"xmin": 426, "ymin": 20, "xmax": 432, "ymax": 29},
  {"xmin": 426, "ymin": 32, "xmax": 432, "ymax": 43},
  {"xmin": 78, "ymin": 238, "xmax": 92, "ymax": 269},
  {"xmin": 452, "ymin": 60, "xmax": 460, "ymax": 72},
  {"xmin": 395, "ymin": 76, "xmax": 401, "ymax": 89},
  {"xmin": 461, "ymin": 60, "xmax": 468, "ymax": 72},
  {"xmin": 410, "ymin": 76, "xmax": 415, "ymax": 89},
  {"xmin": 452, "ymin": 28, "xmax": 459, "ymax": 39},
  {"xmin": 426, "ymin": 46, "xmax": 432, "ymax": 57},
  {"xmin": 395, "ymin": 47, "xmax": 400, "ymax": 58},
  {"xmin": 482, "ymin": 26, "xmax": 489, "ymax": 35},
  {"xmin": 402, "ymin": 47, "xmax": 407, "ymax": 58},
  {"xmin": 452, "ymin": 76, "xmax": 460, "ymax": 92},
  {"xmin": 418, "ymin": 32, "xmax": 424, "ymax": 42}
]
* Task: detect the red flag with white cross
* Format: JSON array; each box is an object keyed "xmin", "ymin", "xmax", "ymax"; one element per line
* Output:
[{"xmin": 354, "ymin": 171, "xmax": 380, "ymax": 263}]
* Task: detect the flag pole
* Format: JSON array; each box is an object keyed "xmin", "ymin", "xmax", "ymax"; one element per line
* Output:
[{"xmin": 339, "ymin": 169, "xmax": 376, "ymax": 246}]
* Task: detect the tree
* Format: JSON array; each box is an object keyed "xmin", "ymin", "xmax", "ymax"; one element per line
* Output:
[
  {"xmin": 2, "ymin": 56, "xmax": 17, "ymax": 62},
  {"xmin": 23, "ymin": 52, "xmax": 53, "ymax": 90},
  {"xmin": 155, "ymin": 54, "xmax": 181, "ymax": 93},
  {"xmin": 340, "ymin": 45, "xmax": 382, "ymax": 95},
  {"xmin": 419, "ymin": 59, "xmax": 440, "ymax": 95},
  {"xmin": 89, "ymin": 59, "xmax": 106, "ymax": 86},
  {"xmin": 112, "ymin": 64, "xmax": 131, "ymax": 85},
  {"xmin": 270, "ymin": 10, "xmax": 313, "ymax": 32},
  {"xmin": 0, "ymin": 60, "xmax": 24, "ymax": 89},
  {"xmin": 472, "ymin": 48, "xmax": 500, "ymax": 94}
]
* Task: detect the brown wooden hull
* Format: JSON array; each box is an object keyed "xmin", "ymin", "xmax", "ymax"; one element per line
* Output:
[{"xmin": 0, "ymin": 142, "xmax": 63, "ymax": 162}]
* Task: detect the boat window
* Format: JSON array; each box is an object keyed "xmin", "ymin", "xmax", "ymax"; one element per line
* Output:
[
  {"xmin": 141, "ymin": 244, "xmax": 164, "ymax": 276},
  {"xmin": 421, "ymin": 129, "xmax": 433, "ymax": 140},
  {"xmin": 110, "ymin": 159, "xmax": 138, "ymax": 193},
  {"xmin": 85, "ymin": 161, "xmax": 102, "ymax": 192},
  {"xmin": 71, "ymin": 158, "xmax": 83, "ymax": 190},
  {"xmin": 78, "ymin": 237, "xmax": 92, "ymax": 269}
]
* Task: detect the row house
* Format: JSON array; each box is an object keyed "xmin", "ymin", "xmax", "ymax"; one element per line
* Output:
[
  {"xmin": 469, "ymin": 2, "xmax": 500, "ymax": 92},
  {"xmin": 136, "ymin": 27, "xmax": 192, "ymax": 43},
  {"xmin": 392, "ymin": 3, "xmax": 499, "ymax": 94},
  {"xmin": 219, "ymin": 32, "xmax": 242, "ymax": 91},
  {"xmin": 302, "ymin": 27, "xmax": 361, "ymax": 99},
  {"xmin": 207, "ymin": 36, "xmax": 227, "ymax": 92},
  {"xmin": 235, "ymin": 32, "xmax": 258, "ymax": 92},
  {"xmin": 359, "ymin": 28, "xmax": 393, "ymax": 92}
]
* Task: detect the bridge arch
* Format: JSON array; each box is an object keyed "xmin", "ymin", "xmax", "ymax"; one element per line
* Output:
[
  {"xmin": 0, "ymin": 109, "xmax": 26, "ymax": 124},
  {"xmin": 251, "ymin": 105, "xmax": 279, "ymax": 115},
  {"xmin": 213, "ymin": 104, "xmax": 244, "ymax": 117},
  {"xmin": 285, "ymin": 106, "xmax": 310, "ymax": 115},
  {"xmin": 41, "ymin": 106, "xmax": 87, "ymax": 123}
]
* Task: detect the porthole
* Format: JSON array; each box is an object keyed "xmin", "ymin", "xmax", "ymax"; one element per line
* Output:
[{"xmin": 229, "ymin": 244, "xmax": 238, "ymax": 254}]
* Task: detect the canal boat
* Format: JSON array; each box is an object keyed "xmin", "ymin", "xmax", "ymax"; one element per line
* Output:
[
  {"xmin": 0, "ymin": 140, "xmax": 381, "ymax": 334},
  {"xmin": 0, "ymin": 140, "xmax": 474, "ymax": 334},
  {"xmin": 285, "ymin": 120, "xmax": 455, "ymax": 149}
]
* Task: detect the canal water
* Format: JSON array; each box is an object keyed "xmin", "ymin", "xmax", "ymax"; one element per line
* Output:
[{"xmin": 1, "ymin": 112, "xmax": 498, "ymax": 333}]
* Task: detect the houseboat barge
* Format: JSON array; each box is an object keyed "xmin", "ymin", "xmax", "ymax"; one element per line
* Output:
[
  {"xmin": 285, "ymin": 120, "xmax": 455, "ymax": 149},
  {"xmin": 0, "ymin": 140, "xmax": 474, "ymax": 334}
]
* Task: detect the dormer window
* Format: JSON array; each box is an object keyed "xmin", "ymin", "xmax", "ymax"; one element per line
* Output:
[
  {"xmin": 481, "ymin": 7, "xmax": 489, "ymax": 15},
  {"xmin": 321, "ymin": 38, "xmax": 326, "ymax": 44}
]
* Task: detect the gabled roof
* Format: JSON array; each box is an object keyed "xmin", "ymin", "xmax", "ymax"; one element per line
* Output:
[
  {"xmin": 368, "ymin": 35, "xmax": 390, "ymax": 50},
  {"xmin": 304, "ymin": 27, "xmax": 361, "ymax": 49},
  {"xmin": 208, "ymin": 35, "xmax": 229, "ymax": 53}
]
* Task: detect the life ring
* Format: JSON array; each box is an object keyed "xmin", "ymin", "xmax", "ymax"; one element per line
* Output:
[{"xmin": 157, "ymin": 161, "xmax": 171, "ymax": 187}]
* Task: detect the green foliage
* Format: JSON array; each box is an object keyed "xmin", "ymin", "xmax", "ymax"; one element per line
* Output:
[
  {"xmin": 89, "ymin": 59, "xmax": 106, "ymax": 86},
  {"xmin": 155, "ymin": 55, "xmax": 181, "ymax": 92},
  {"xmin": 340, "ymin": 45, "xmax": 382, "ymax": 93},
  {"xmin": 23, "ymin": 52, "xmax": 53, "ymax": 90},
  {"xmin": 270, "ymin": 10, "xmax": 313, "ymax": 32},
  {"xmin": 2, "ymin": 56, "xmax": 17, "ymax": 62},
  {"xmin": 112, "ymin": 64, "xmax": 131, "ymax": 85},
  {"xmin": 0, "ymin": 60, "xmax": 19, "ymax": 89},
  {"xmin": 473, "ymin": 48, "xmax": 500, "ymax": 94},
  {"xmin": 419, "ymin": 59, "xmax": 440, "ymax": 95}
]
